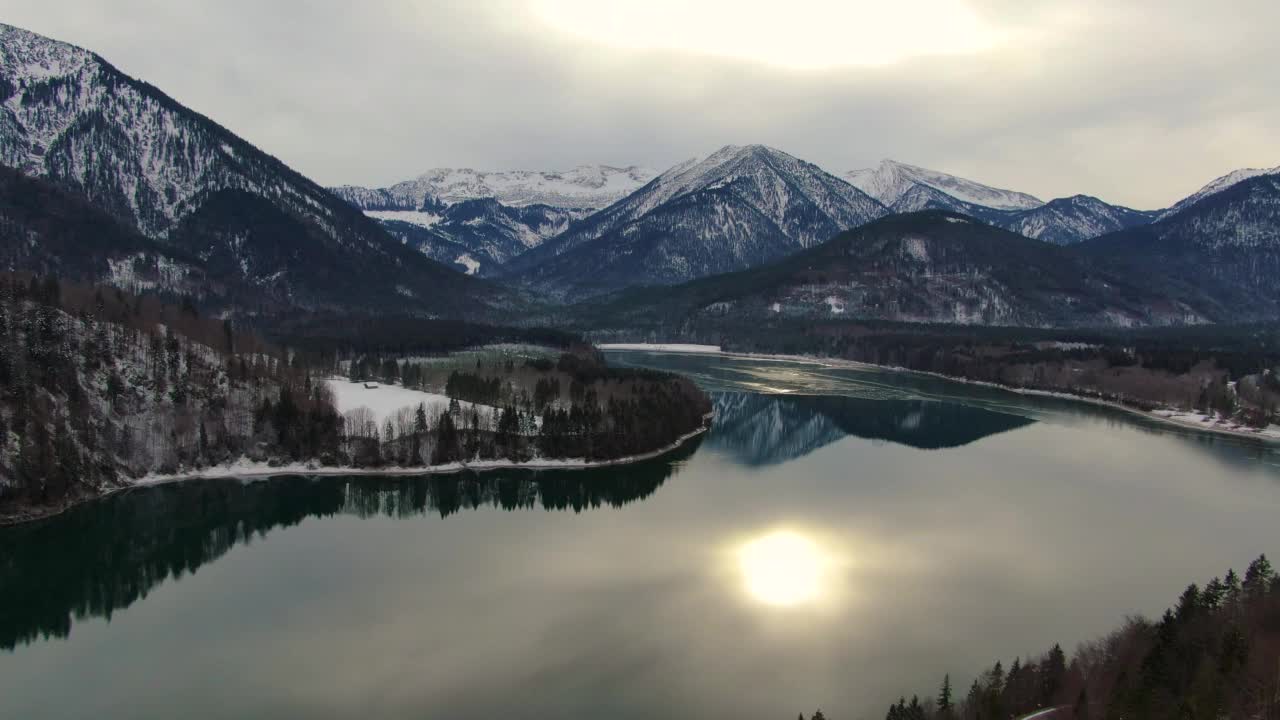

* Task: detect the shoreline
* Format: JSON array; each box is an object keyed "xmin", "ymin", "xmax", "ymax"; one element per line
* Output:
[
  {"xmin": 0, "ymin": 420, "xmax": 711, "ymax": 529},
  {"xmin": 603, "ymin": 345, "xmax": 1280, "ymax": 446}
]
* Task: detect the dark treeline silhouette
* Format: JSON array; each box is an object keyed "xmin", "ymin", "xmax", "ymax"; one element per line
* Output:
[
  {"xmin": 799, "ymin": 555, "xmax": 1280, "ymax": 720},
  {"xmin": 0, "ymin": 440, "xmax": 698, "ymax": 651},
  {"xmin": 267, "ymin": 312, "xmax": 580, "ymax": 360}
]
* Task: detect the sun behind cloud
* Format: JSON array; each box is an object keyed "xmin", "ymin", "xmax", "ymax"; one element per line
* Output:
[{"xmin": 531, "ymin": 0, "xmax": 1002, "ymax": 69}]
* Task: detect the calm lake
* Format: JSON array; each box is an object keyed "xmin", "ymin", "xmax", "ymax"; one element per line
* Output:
[{"xmin": 2, "ymin": 352, "xmax": 1279, "ymax": 720}]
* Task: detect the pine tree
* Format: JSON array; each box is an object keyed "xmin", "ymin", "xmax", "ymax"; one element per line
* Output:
[
  {"xmin": 1043, "ymin": 643, "xmax": 1067, "ymax": 706},
  {"xmin": 937, "ymin": 674, "xmax": 953, "ymax": 716},
  {"xmin": 1176, "ymin": 583, "xmax": 1201, "ymax": 621},
  {"xmin": 1243, "ymin": 555, "xmax": 1274, "ymax": 597},
  {"xmin": 1224, "ymin": 568, "xmax": 1242, "ymax": 605},
  {"xmin": 1201, "ymin": 577, "xmax": 1225, "ymax": 610}
]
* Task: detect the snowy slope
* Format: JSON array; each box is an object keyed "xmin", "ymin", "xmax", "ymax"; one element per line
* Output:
[
  {"xmin": 1160, "ymin": 165, "xmax": 1280, "ymax": 219},
  {"xmin": 893, "ymin": 185, "xmax": 1155, "ymax": 245},
  {"xmin": 509, "ymin": 145, "xmax": 888, "ymax": 293},
  {"xmin": 376, "ymin": 198, "xmax": 585, "ymax": 273},
  {"xmin": 0, "ymin": 22, "xmax": 490, "ymax": 313},
  {"xmin": 333, "ymin": 165, "xmax": 658, "ymax": 211},
  {"xmin": 846, "ymin": 159, "xmax": 1044, "ymax": 211},
  {"xmin": 0, "ymin": 22, "xmax": 346, "ymax": 239},
  {"xmin": 1002, "ymin": 195, "xmax": 1156, "ymax": 245},
  {"xmin": 364, "ymin": 209, "xmax": 443, "ymax": 229}
]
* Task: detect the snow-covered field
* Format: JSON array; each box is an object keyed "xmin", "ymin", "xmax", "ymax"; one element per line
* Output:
[
  {"xmin": 599, "ymin": 343, "xmax": 722, "ymax": 354},
  {"xmin": 326, "ymin": 378, "xmax": 484, "ymax": 423}
]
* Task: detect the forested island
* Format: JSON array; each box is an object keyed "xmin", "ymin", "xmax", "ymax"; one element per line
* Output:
[
  {"xmin": 796, "ymin": 555, "xmax": 1279, "ymax": 720},
  {"xmin": 0, "ymin": 273, "xmax": 712, "ymax": 525}
]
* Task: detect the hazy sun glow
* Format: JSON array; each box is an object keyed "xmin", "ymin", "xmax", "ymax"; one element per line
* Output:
[
  {"xmin": 531, "ymin": 0, "xmax": 1000, "ymax": 70},
  {"xmin": 737, "ymin": 530, "xmax": 829, "ymax": 607}
]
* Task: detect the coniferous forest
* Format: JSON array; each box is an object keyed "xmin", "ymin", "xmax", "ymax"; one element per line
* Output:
[
  {"xmin": 796, "ymin": 555, "xmax": 1280, "ymax": 720},
  {"xmin": 0, "ymin": 273, "xmax": 711, "ymax": 523}
]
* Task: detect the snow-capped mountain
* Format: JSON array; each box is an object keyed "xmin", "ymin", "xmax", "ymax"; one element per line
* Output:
[
  {"xmin": 0, "ymin": 22, "xmax": 493, "ymax": 314},
  {"xmin": 1081, "ymin": 173, "xmax": 1280, "ymax": 318},
  {"xmin": 893, "ymin": 185, "xmax": 1156, "ymax": 245},
  {"xmin": 844, "ymin": 160, "xmax": 1157, "ymax": 244},
  {"xmin": 1159, "ymin": 164, "xmax": 1280, "ymax": 219},
  {"xmin": 847, "ymin": 159, "xmax": 1044, "ymax": 211},
  {"xmin": 997, "ymin": 195, "xmax": 1156, "ymax": 245},
  {"xmin": 508, "ymin": 144, "xmax": 888, "ymax": 295},
  {"xmin": 332, "ymin": 165, "xmax": 657, "ymax": 212},
  {"xmin": 378, "ymin": 199, "xmax": 584, "ymax": 275}
]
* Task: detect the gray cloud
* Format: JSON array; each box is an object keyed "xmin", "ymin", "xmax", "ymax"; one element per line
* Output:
[{"xmin": 2, "ymin": 0, "xmax": 1276, "ymax": 208}]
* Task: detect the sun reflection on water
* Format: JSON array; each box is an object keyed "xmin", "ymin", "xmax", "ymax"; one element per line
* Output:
[{"xmin": 735, "ymin": 529, "xmax": 840, "ymax": 608}]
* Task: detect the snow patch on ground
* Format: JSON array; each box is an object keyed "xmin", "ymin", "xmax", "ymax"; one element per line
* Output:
[
  {"xmin": 903, "ymin": 235, "xmax": 931, "ymax": 261},
  {"xmin": 365, "ymin": 210, "xmax": 443, "ymax": 228},
  {"xmin": 454, "ymin": 253, "xmax": 481, "ymax": 275},
  {"xmin": 1150, "ymin": 409, "xmax": 1280, "ymax": 441}
]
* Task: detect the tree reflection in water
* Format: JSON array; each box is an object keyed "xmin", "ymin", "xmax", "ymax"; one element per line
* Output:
[{"xmin": 0, "ymin": 438, "xmax": 700, "ymax": 651}]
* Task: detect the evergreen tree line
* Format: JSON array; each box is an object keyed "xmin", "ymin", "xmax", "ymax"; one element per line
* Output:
[{"xmin": 796, "ymin": 555, "xmax": 1279, "ymax": 720}]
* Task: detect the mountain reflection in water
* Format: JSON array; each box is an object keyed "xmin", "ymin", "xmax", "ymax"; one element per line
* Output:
[{"xmin": 709, "ymin": 392, "xmax": 1035, "ymax": 465}]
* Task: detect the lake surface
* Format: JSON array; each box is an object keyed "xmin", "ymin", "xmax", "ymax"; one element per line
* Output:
[{"xmin": 3, "ymin": 352, "xmax": 1279, "ymax": 720}]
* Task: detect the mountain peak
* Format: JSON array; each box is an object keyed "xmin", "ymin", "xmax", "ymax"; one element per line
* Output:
[
  {"xmin": 1160, "ymin": 164, "xmax": 1280, "ymax": 219},
  {"xmin": 506, "ymin": 144, "xmax": 887, "ymax": 293},
  {"xmin": 846, "ymin": 159, "xmax": 1044, "ymax": 211}
]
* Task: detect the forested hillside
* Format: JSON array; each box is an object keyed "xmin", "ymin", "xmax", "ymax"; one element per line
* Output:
[
  {"xmin": 0, "ymin": 275, "xmax": 711, "ymax": 523},
  {"xmin": 0, "ymin": 273, "xmax": 333, "ymax": 518},
  {"xmin": 828, "ymin": 555, "xmax": 1280, "ymax": 720}
]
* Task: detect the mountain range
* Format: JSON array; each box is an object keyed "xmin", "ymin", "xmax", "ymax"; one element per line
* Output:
[
  {"xmin": 1, "ymin": 21, "xmax": 1278, "ymax": 331},
  {"xmin": 582, "ymin": 211, "xmax": 1223, "ymax": 329}
]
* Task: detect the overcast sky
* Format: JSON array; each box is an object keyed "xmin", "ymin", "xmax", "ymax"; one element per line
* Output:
[{"xmin": 3, "ymin": 0, "xmax": 1277, "ymax": 208}]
